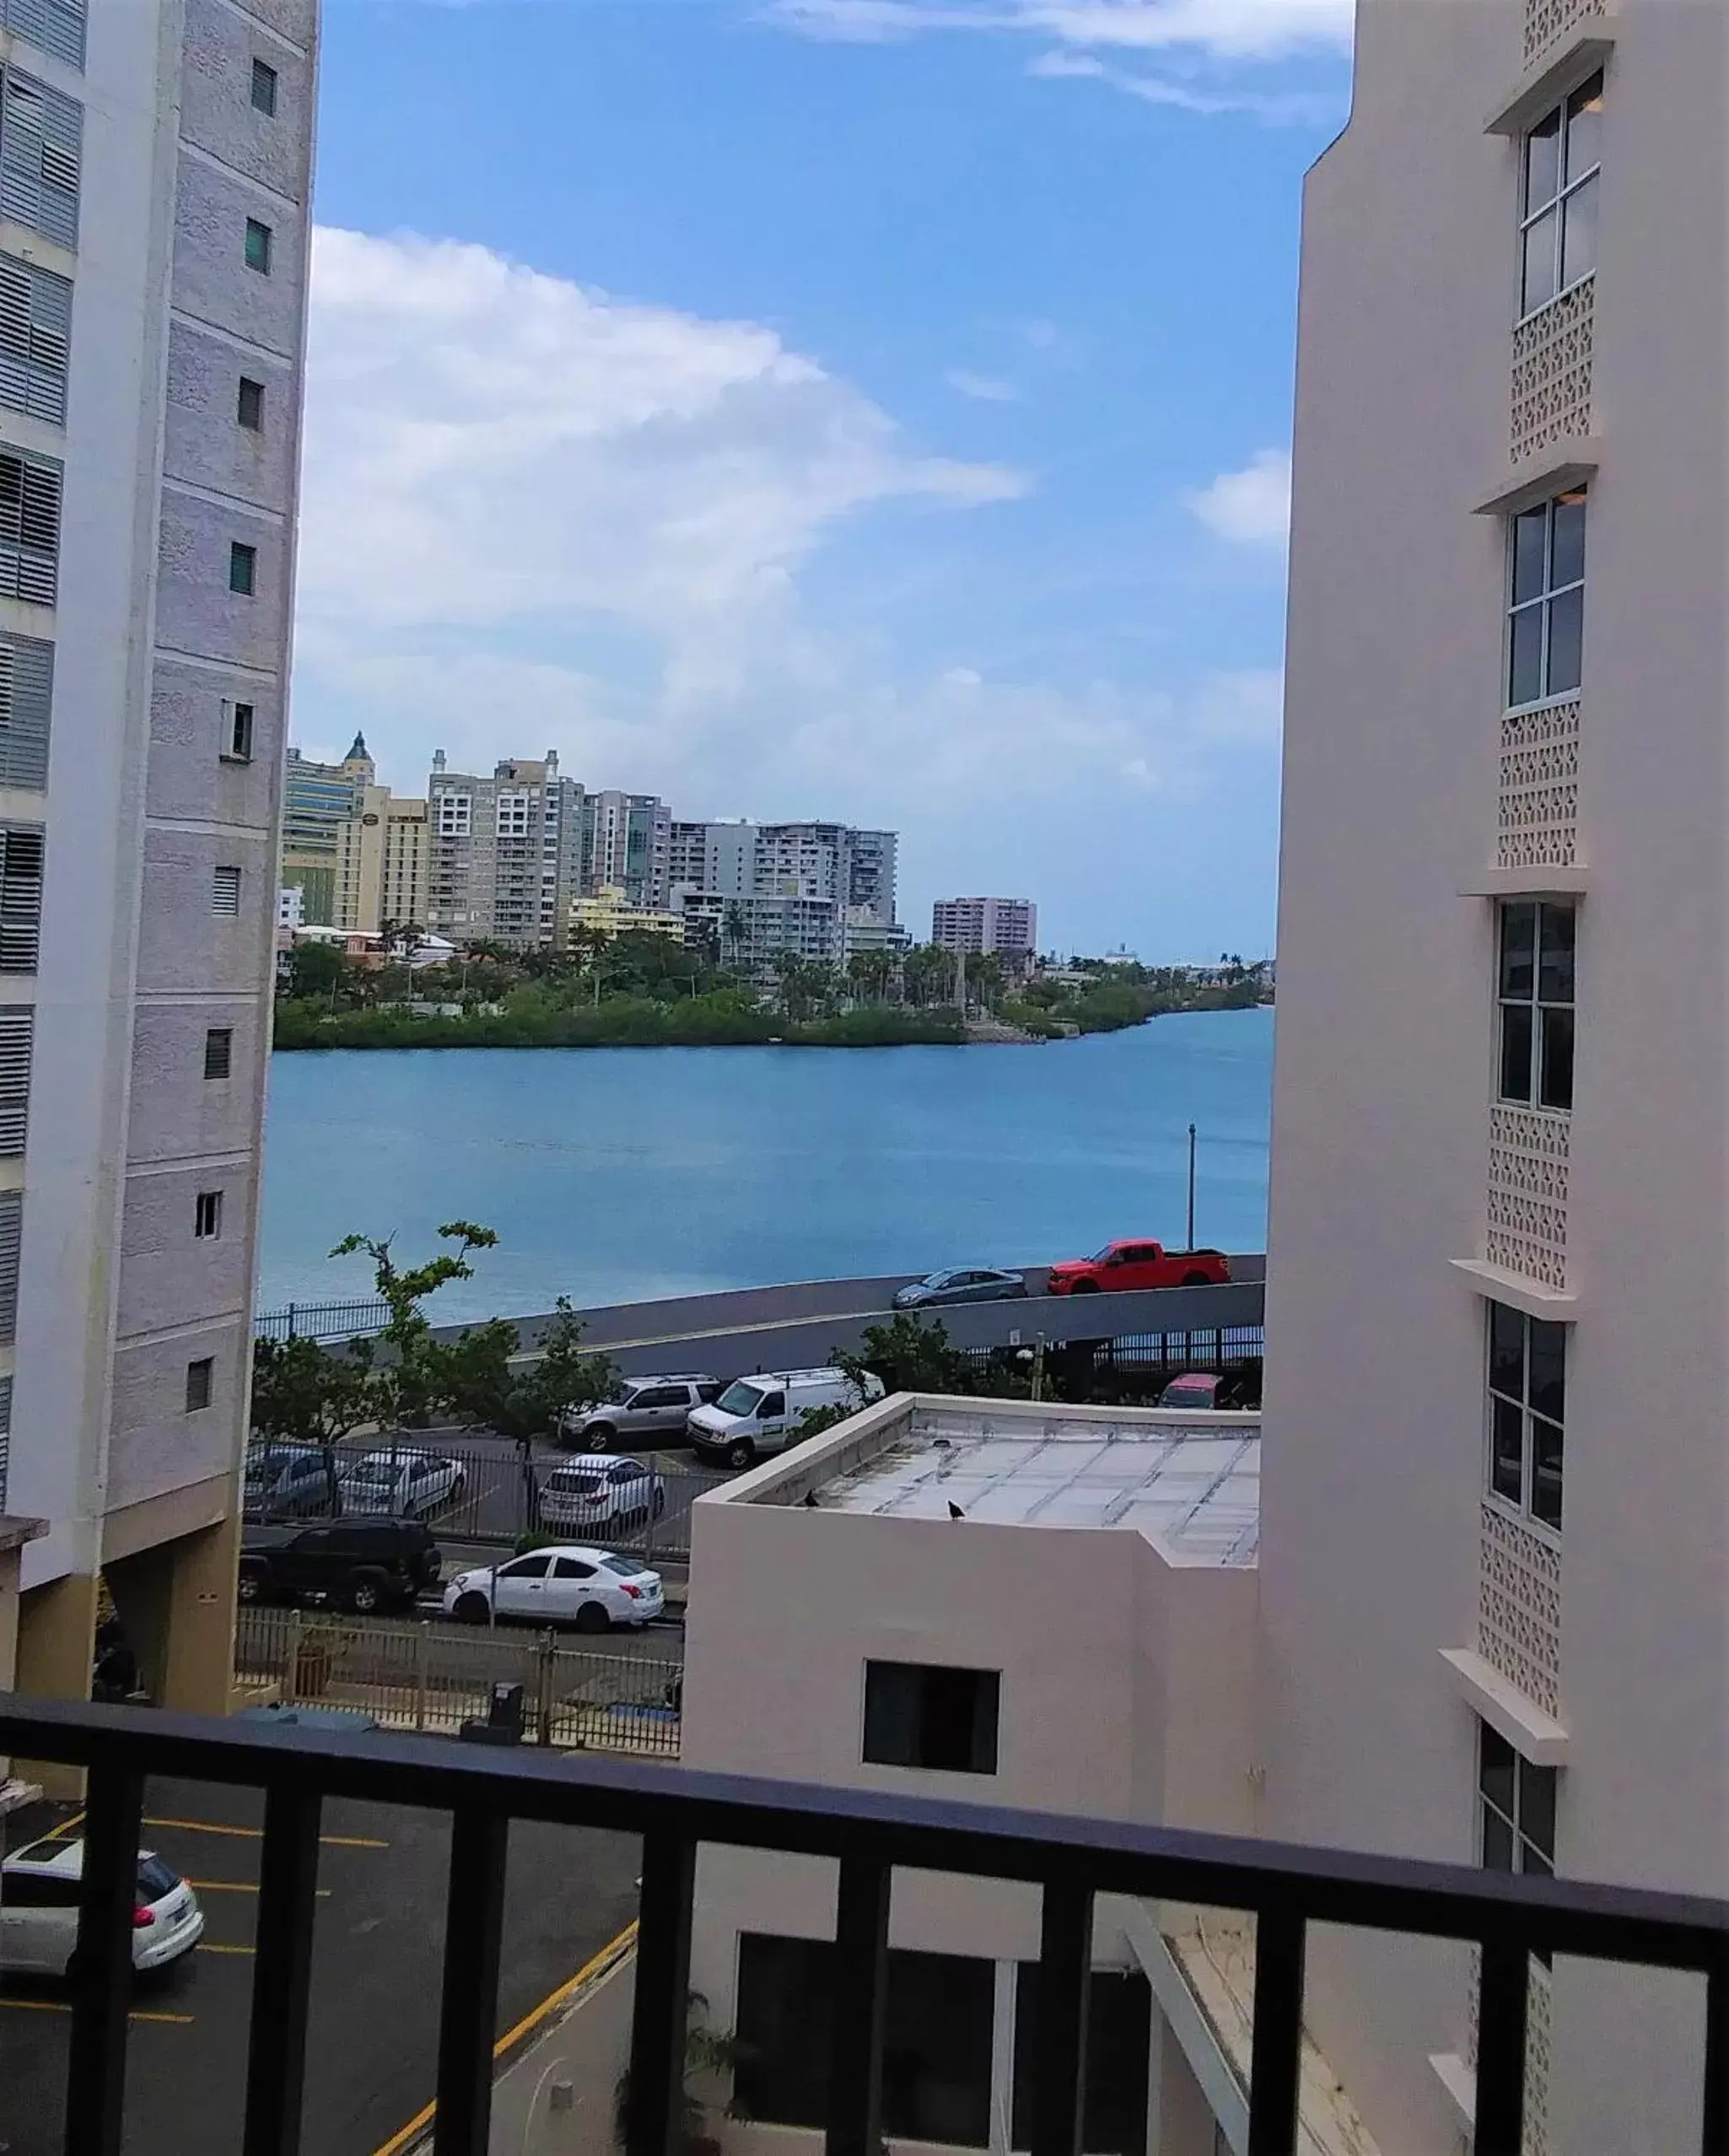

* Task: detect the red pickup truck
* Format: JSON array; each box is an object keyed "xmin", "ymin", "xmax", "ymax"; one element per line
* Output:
[{"xmin": 1047, "ymin": 1241, "xmax": 1231, "ymax": 1295}]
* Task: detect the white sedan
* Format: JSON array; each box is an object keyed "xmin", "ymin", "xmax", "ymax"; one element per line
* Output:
[
  {"xmin": 1, "ymin": 1837, "xmax": 204, "ymax": 1977},
  {"xmin": 444, "ymin": 1546, "xmax": 665, "ymax": 1633},
  {"xmin": 340, "ymin": 1447, "xmax": 465, "ymax": 1518}
]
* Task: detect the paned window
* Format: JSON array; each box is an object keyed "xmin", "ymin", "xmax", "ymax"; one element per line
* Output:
[
  {"xmin": 1521, "ymin": 73, "xmax": 1602, "ymax": 317},
  {"xmin": 244, "ymin": 217, "xmax": 272, "ymax": 274},
  {"xmin": 1489, "ymin": 1300, "xmax": 1566, "ymax": 1530},
  {"xmin": 250, "ymin": 58, "xmax": 277, "ymax": 115},
  {"xmin": 229, "ymin": 541, "xmax": 257, "ymax": 596},
  {"xmin": 236, "ymin": 376, "xmax": 264, "ymax": 430},
  {"xmin": 1498, "ymin": 901, "xmax": 1574, "ymax": 1112},
  {"xmin": 1479, "ymin": 1722, "xmax": 1556, "ymax": 1877},
  {"xmin": 186, "ymin": 1357, "xmax": 213, "ymax": 1412},
  {"xmin": 226, "ymin": 701, "xmax": 254, "ymax": 762},
  {"xmin": 203, "ymin": 1027, "xmax": 233, "ymax": 1080},
  {"xmin": 193, "ymin": 1189, "xmax": 223, "ymax": 1240},
  {"xmin": 1508, "ymin": 490, "xmax": 1586, "ymax": 708},
  {"xmin": 2, "ymin": 0, "xmax": 84, "ymax": 71}
]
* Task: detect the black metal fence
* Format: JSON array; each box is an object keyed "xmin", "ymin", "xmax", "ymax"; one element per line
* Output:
[
  {"xmin": 244, "ymin": 1436, "xmax": 730, "ymax": 1561},
  {"xmin": 0, "ymin": 1696, "xmax": 1723, "ymax": 2156}
]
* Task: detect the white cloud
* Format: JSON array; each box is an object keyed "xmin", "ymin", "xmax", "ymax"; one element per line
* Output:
[
  {"xmin": 762, "ymin": 0, "xmax": 1352, "ymax": 62},
  {"xmin": 294, "ymin": 226, "xmax": 1274, "ymax": 904},
  {"xmin": 945, "ymin": 367, "xmax": 1022, "ymax": 402},
  {"xmin": 1026, "ymin": 45, "xmax": 1339, "ymax": 119},
  {"xmin": 1186, "ymin": 448, "xmax": 1291, "ymax": 545}
]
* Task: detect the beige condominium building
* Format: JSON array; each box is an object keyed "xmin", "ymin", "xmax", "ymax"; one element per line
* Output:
[
  {"xmin": 1263, "ymin": 0, "xmax": 1721, "ymax": 2148},
  {"xmin": 0, "ymin": 0, "xmax": 316, "ymax": 1749},
  {"xmin": 427, "ymin": 749, "xmax": 584, "ymax": 950},
  {"xmin": 332, "ymin": 784, "xmax": 429, "ymax": 935}
]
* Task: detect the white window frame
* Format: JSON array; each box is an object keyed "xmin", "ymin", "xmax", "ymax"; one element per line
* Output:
[
  {"xmin": 1518, "ymin": 71, "xmax": 1602, "ymax": 321},
  {"xmin": 1506, "ymin": 490, "xmax": 1586, "ymax": 714},
  {"xmin": 1486, "ymin": 1300, "xmax": 1566, "ymax": 1535}
]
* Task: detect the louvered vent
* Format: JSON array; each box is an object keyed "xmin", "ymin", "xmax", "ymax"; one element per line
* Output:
[
  {"xmin": 212, "ymin": 865, "xmax": 241, "ymax": 916},
  {"xmin": 0, "ymin": 1375, "xmax": 11, "ymax": 1510},
  {"xmin": 0, "ymin": 447, "xmax": 58, "ymax": 606},
  {"xmin": 0, "ymin": 633, "xmax": 51, "ymax": 790},
  {"xmin": 0, "ymin": 251, "xmax": 68, "ymax": 425},
  {"xmin": 0, "ymin": 68, "xmax": 79, "ymax": 250},
  {"xmin": 0, "ymin": 824, "xmax": 44, "ymax": 972},
  {"xmin": 0, "ymin": 1006, "xmax": 32, "ymax": 1156},
  {"xmin": 3, "ymin": 0, "xmax": 84, "ymax": 71},
  {"xmin": 0, "ymin": 1192, "xmax": 24, "ymax": 1345}
]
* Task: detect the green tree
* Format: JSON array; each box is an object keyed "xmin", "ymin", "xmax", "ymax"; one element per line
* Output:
[
  {"xmin": 901, "ymin": 943, "xmax": 953, "ymax": 1009},
  {"xmin": 722, "ymin": 902, "xmax": 750, "ymax": 971},
  {"xmin": 437, "ymin": 1316, "xmax": 520, "ymax": 1431},
  {"xmin": 847, "ymin": 947, "xmax": 896, "ymax": 1005},
  {"xmin": 250, "ymin": 1333, "xmax": 380, "ymax": 1447},
  {"xmin": 328, "ymin": 1221, "xmax": 498, "ymax": 1428},
  {"xmin": 284, "ymin": 939, "xmax": 349, "ymax": 1001},
  {"xmin": 836, "ymin": 1312, "xmax": 974, "ymax": 1397}
]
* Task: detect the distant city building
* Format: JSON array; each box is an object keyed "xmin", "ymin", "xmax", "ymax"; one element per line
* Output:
[
  {"xmin": 569, "ymin": 886, "xmax": 687, "ymax": 944},
  {"xmin": 282, "ymin": 736, "xmax": 373, "ymax": 924},
  {"xmin": 666, "ymin": 819, "xmax": 710, "ymax": 894},
  {"xmin": 426, "ymin": 751, "xmax": 584, "ymax": 950},
  {"xmin": 690, "ymin": 820, "xmax": 902, "ymax": 977},
  {"xmin": 277, "ymin": 887, "xmax": 305, "ymax": 932},
  {"xmin": 581, "ymin": 790, "xmax": 671, "ymax": 909},
  {"xmin": 332, "ymin": 788, "xmax": 429, "ymax": 935},
  {"xmin": 931, "ymin": 896, "xmax": 1037, "ymax": 969}
]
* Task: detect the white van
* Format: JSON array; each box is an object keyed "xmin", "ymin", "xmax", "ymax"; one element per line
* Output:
[{"xmin": 687, "ymin": 1366, "xmax": 885, "ymax": 1469}]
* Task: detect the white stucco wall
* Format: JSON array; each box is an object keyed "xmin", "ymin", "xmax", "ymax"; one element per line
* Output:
[{"xmin": 1264, "ymin": 0, "xmax": 1728, "ymax": 2148}]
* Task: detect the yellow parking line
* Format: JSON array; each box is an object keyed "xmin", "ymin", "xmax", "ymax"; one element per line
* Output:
[
  {"xmin": 44, "ymin": 1811, "xmax": 85, "ymax": 1841},
  {"xmin": 198, "ymin": 1943, "xmax": 256, "ymax": 1956},
  {"xmin": 145, "ymin": 1816, "xmax": 388, "ymax": 1851},
  {"xmin": 0, "ymin": 1998, "xmax": 194, "ymax": 2025},
  {"xmin": 186, "ymin": 1880, "xmax": 331, "ymax": 1897},
  {"xmin": 369, "ymin": 1919, "xmax": 638, "ymax": 2156}
]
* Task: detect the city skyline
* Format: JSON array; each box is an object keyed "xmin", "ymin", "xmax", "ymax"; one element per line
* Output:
[{"xmin": 285, "ymin": 0, "xmax": 1352, "ymax": 958}]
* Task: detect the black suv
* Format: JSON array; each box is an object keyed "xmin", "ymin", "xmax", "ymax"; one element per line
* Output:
[{"xmin": 239, "ymin": 1519, "xmax": 441, "ymax": 1616}]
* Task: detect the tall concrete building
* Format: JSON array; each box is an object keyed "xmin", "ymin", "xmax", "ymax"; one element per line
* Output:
[
  {"xmin": 695, "ymin": 818, "xmax": 902, "ymax": 976},
  {"xmin": 931, "ymin": 895, "xmax": 1037, "ymax": 968},
  {"xmin": 280, "ymin": 731, "xmax": 369, "ymax": 923},
  {"xmin": 580, "ymin": 788, "xmax": 670, "ymax": 910},
  {"xmin": 0, "ymin": 0, "xmax": 317, "ymax": 1730},
  {"xmin": 331, "ymin": 785, "xmax": 429, "ymax": 935},
  {"xmin": 1263, "ymin": 1, "xmax": 1717, "ymax": 2148},
  {"xmin": 426, "ymin": 750, "xmax": 584, "ymax": 949}
]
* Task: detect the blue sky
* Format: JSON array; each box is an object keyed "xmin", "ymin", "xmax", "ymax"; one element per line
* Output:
[{"xmin": 294, "ymin": 0, "xmax": 1353, "ymax": 957}]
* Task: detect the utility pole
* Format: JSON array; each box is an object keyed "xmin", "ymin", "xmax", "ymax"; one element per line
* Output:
[{"xmin": 1187, "ymin": 1123, "xmax": 1198, "ymax": 1248}]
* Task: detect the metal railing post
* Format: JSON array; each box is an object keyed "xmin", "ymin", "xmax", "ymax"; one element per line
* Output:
[
  {"xmin": 536, "ymin": 1630, "xmax": 556, "ymax": 1747},
  {"xmin": 284, "ymin": 1608, "xmax": 303, "ymax": 1705},
  {"xmin": 415, "ymin": 1622, "xmax": 428, "ymax": 1733},
  {"xmin": 644, "ymin": 1454, "xmax": 660, "ymax": 1566}
]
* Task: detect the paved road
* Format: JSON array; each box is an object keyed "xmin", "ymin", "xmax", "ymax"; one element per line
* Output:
[{"xmin": 0, "ymin": 1771, "xmax": 642, "ymax": 2156}]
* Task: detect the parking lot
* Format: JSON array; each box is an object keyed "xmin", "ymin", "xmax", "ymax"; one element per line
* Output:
[{"xmin": 0, "ymin": 1771, "xmax": 643, "ymax": 2156}]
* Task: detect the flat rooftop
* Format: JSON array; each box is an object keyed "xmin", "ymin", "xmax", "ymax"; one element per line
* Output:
[{"xmin": 802, "ymin": 1402, "xmax": 1259, "ymax": 1565}]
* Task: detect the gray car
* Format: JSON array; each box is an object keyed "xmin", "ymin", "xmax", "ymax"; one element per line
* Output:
[
  {"xmin": 559, "ymin": 1373, "xmax": 723, "ymax": 1452},
  {"xmin": 891, "ymin": 1268, "xmax": 1029, "ymax": 1311}
]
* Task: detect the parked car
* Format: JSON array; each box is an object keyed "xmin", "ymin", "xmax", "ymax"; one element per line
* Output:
[
  {"xmin": 891, "ymin": 1268, "xmax": 1028, "ymax": 1310},
  {"xmin": 536, "ymin": 1455, "xmax": 665, "ymax": 1533},
  {"xmin": 1155, "ymin": 1369, "xmax": 1259, "ymax": 1411},
  {"xmin": 443, "ymin": 1547, "xmax": 665, "ymax": 1633},
  {"xmin": 1047, "ymin": 1241, "xmax": 1231, "ymax": 1295},
  {"xmin": 339, "ymin": 1447, "xmax": 465, "ymax": 1518},
  {"xmin": 558, "ymin": 1374, "xmax": 723, "ymax": 1451},
  {"xmin": 0, "ymin": 1838, "xmax": 203, "ymax": 1977},
  {"xmin": 238, "ymin": 1517, "xmax": 442, "ymax": 1615},
  {"xmin": 243, "ymin": 1445, "xmax": 342, "ymax": 1520},
  {"xmin": 687, "ymin": 1366, "xmax": 886, "ymax": 1470}
]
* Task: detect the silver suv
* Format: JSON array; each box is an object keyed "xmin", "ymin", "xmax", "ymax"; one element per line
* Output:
[{"xmin": 559, "ymin": 1374, "xmax": 723, "ymax": 1452}]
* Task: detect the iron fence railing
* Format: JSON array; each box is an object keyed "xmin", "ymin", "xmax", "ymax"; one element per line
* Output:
[
  {"xmin": 243, "ymin": 1437, "xmax": 729, "ymax": 1560},
  {"xmin": 0, "ymin": 1696, "xmax": 1723, "ymax": 2156},
  {"xmin": 235, "ymin": 1606, "xmax": 682, "ymax": 1757}
]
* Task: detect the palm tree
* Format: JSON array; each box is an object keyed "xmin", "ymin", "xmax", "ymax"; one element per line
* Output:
[{"xmin": 723, "ymin": 902, "xmax": 749, "ymax": 972}]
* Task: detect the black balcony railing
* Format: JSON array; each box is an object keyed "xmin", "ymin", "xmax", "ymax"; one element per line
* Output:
[{"xmin": 0, "ymin": 1695, "xmax": 1724, "ymax": 2156}]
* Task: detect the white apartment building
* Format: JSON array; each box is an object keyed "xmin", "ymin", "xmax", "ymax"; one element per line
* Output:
[
  {"xmin": 932, "ymin": 897, "xmax": 1038, "ymax": 968},
  {"xmin": 0, "ymin": 0, "xmax": 316, "ymax": 1737},
  {"xmin": 681, "ymin": 1395, "xmax": 1278, "ymax": 2156},
  {"xmin": 1263, "ymin": 0, "xmax": 1718, "ymax": 2149},
  {"xmin": 692, "ymin": 818, "xmax": 902, "ymax": 976},
  {"xmin": 426, "ymin": 750, "xmax": 584, "ymax": 950}
]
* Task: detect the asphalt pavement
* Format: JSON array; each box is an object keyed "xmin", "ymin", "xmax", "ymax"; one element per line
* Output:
[{"xmin": 0, "ymin": 1769, "xmax": 643, "ymax": 2156}]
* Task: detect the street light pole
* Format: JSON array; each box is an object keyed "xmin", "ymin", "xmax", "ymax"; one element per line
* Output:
[{"xmin": 1186, "ymin": 1123, "xmax": 1198, "ymax": 1248}]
